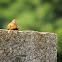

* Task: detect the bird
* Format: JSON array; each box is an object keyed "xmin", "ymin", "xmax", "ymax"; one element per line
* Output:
[{"xmin": 7, "ymin": 19, "xmax": 22, "ymax": 30}]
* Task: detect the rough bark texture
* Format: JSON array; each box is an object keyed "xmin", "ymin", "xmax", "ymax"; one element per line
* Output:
[{"xmin": 0, "ymin": 29, "xmax": 57, "ymax": 62}]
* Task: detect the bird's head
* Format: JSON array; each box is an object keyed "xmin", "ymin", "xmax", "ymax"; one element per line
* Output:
[{"xmin": 12, "ymin": 19, "xmax": 19, "ymax": 23}]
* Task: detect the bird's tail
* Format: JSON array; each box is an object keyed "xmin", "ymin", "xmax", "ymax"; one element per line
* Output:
[{"xmin": 20, "ymin": 26, "xmax": 22, "ymax": 29}]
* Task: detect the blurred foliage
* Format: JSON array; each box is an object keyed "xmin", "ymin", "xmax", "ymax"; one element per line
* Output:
[{"xmin": 0, "ymin": 0, "xmax": 62, "ymax": 62}]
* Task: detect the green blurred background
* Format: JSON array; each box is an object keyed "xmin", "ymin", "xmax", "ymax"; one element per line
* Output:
[{"xmin": 0, "ymin": 0, "xmax": 62, "ymax": 62}]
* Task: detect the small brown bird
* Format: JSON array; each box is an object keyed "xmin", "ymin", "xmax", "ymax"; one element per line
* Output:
[{"xmin": 7, "ymin": 19, "xmax": 22, "ymax": 30}]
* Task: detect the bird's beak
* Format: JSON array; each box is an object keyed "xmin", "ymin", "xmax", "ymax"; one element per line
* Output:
[{"xmin": 16, "ymin": 20, "xmax": 19, "ymax": 23}]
